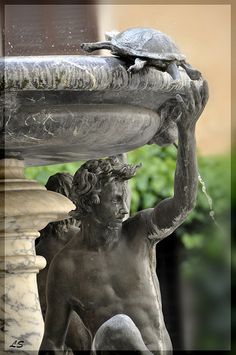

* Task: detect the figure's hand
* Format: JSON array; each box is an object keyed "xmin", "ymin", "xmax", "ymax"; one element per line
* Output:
[
  {"xmin": 175, "ymin": 80, "xmax": 209, "ymax": 131},
  {"xmin": 148, "ymin": 99, "xmax": 179, "ymax": 146},
  {"xmin": 148, "ymin": 80, "xmax": 209, "ymax": 146}
]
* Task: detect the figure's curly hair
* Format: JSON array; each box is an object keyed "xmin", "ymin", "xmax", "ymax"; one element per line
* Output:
[
  {"xmin": 70, "ymin": 156, "xmax": 141, "ymax": 219},
  {"xmin": 45, "ymin": 172, "xmax": 73, "ymax": 197}
]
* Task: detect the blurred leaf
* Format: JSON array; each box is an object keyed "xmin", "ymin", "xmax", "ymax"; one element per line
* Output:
[
  {"xmin": 25, "ymin": 161, "xmax": 83, "ymax": 185},
  {"xmin": 181, "ymin": 233, "xmax": 204, "ymax": 249}
]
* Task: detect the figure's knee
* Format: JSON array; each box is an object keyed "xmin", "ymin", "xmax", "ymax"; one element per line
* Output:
[
  {"xmin": 92, "ymin": 314, "xmax": 150, "ymax": 352},
  {"xmin": 103, "ymin": 314, "xmax": 136, "ymax": 333}
]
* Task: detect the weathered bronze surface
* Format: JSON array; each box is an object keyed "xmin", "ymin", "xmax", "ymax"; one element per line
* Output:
[
  {"xmin": 1, "ymin": 55, "xmax": 201, "ymax": 166},
  {"xmin": 39, "ymin": 81, "xmax": 209, "ymax": 354}
]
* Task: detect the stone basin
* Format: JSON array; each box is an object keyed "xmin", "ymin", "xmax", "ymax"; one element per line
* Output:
[{"xmin": 1, "ymin": 55, "xmax": 195, "ymax": 166}]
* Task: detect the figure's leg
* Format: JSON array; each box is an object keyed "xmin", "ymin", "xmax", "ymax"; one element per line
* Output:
[
  {"xmin": 127, "ymin": 58, "xmax": 147, "ymax": 73},
  {"xmin": 65, "ymin": 311, "xmax": 92, "ymax": 351},
  {"xmin": 80, "ymin": 41, "xmax": 112, "ymax": 53},
  {"xmin": 92, "ymin": 314, "xmax": 153, "ymax": 354},
  {"xmin": 39, "ymin": 297, "xmax": 72, "ymax": 353},
  {"xmin": 180, "ymin": 62, "xmax": 202, "ymax": 80}
]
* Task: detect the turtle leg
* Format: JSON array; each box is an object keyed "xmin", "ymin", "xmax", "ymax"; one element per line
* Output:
[
  {"xmin": 181, "ymin": 62, "xmax": 202, "ymax": 80},
  {"xmin": 127, "ymin": 58, "xmax": 147, "ymax": 73},
  {"xmin": 166, "ymin": 62, "xmax": 180, "ymax": 80},
  {"xmin": 80, "ymin": 41, "xmax": 112, "ymax": 53}
]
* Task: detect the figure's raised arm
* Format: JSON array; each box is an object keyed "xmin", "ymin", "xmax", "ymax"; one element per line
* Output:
[{"xmin": 146, "ymin": 80, "xmax": 209, "ymax": 241}]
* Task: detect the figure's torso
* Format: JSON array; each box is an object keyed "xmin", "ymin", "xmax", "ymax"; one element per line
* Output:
[{"xmin": 57, "ymin": 226, "xmax": 172, "ymax": 352}]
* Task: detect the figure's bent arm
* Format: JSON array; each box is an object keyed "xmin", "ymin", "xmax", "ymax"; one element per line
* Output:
[
  {"xmin": 39, "ymin": 259, "xmax": 72, "ymax": 354},
  {"xmin": 148, "ymin": 81, "xmax": 209, "ymax": 240},
  {"xmin": 39, "ymin": 301, "xmax": 71, "ymax": 354},
  {"xmin": 151, "ymin": 127, "xmax": 198, "ymax": 238}
]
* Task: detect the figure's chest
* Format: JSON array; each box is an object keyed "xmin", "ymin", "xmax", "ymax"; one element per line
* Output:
[{"xmin": 72, "ymin": 244, "xmax": 152, "ymax": 306}]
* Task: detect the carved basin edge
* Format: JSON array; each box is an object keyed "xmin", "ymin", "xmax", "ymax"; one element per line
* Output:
[
  {"xmin": 1, "ymin": 55, "xmax": 195, "ymax": 93},
  {"xmin": 0, "ymin": 56, "xmax": 204, "ymax": 166},
  {"xmin": 2, "ymin": 104, "xmax": 161, "ymax": 166}
]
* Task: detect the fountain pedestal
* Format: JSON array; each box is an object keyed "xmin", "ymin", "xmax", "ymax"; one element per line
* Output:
[{"xmin": 0, "ymin": 159, "xmax": 75, "ymax": 352}]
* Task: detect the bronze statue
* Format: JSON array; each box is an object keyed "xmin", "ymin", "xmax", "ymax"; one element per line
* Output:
[{"xmin": 39, "ymin": 80, "xmax": 209, "ymax": 354}]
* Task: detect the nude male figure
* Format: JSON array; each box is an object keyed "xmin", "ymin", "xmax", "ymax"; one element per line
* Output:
[{"xmin": 39, "ymin": 81, "xmax": 209, "ymax": 354}]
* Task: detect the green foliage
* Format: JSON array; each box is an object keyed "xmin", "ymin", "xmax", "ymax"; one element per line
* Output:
[
  {"xmin": 181, "ymin": 233, "xmax": 204, "ymax": 250},
  {"xmin": 232, "ymin": 149, "xmax": 236, "ymax": 206},
  {"xmin": 127, "ymin": 144, "xmax": 230, "ymax": 236},
  {"xmin": 178, "ymin": 153, "xmax": 230, "ymax": 238},
  {"xmin": 25, "ymin": 161, "xmax": 83, "ymax": 185},
  {"xmin": 128, "ymin": 144, "xmax": 176, "ymax": 213}
]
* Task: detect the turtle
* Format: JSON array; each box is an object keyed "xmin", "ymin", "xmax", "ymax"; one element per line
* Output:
[{"xmin": 81, "ymin": 27, "xmax": 201, "ymax": 81}]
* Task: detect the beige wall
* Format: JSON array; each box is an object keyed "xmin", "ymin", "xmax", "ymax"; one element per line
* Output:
[{"xmin": 97, "ymin": 5, "xmax": 231, "ymax": 156}]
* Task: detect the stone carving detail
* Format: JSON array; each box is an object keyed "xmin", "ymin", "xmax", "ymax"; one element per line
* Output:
[{"xmin": 39, "ymin": 81, "xmax": 209, "ymax": 353}]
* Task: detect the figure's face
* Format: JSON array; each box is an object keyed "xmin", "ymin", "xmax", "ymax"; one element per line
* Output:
[{"xmin": 92, "ymin": 180, "xmax": 129, "ymax": 226}]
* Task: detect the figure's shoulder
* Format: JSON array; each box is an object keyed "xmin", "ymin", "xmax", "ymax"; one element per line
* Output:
[
  {"xmin": 122, "ymin": 208, "xmax": 154, "ymax": 236},
  {"xmin": 48, "ymin": 242, "xmax": 79, "ymax": 278},
  {"xmin": 123, "ymin": 208, "xmax": 154, "ymax": 224},
  {"xmin": 122, "ymin": 208, "xmax": 168, "ymax": 243}
]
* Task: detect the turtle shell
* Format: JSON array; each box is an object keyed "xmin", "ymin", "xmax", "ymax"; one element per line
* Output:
[{"xmin": 111, "ymin": 27, "xmax": 186, "ymax": 61}]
